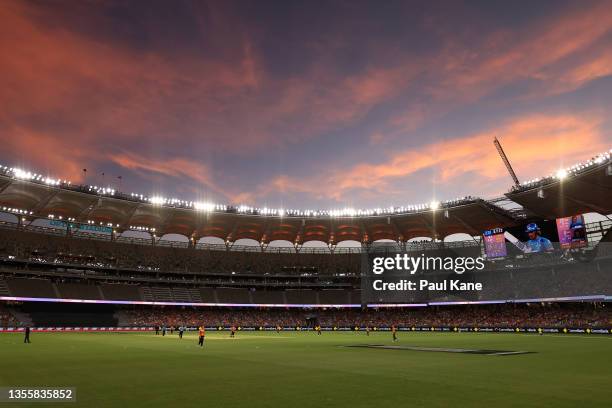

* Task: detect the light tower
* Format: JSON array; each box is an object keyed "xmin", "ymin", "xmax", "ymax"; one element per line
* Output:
[{"xmin": 493, "ymin": 136, "xmax": 520, "ymax": 187}]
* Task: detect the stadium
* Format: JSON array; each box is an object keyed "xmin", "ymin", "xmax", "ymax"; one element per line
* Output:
[
  {"xmin": 1, "ymin": 1, "xmax": 612, "ymax": 407},
  {"xmin": 1, "ymin": 149, "xmax": 611, "ymax": 406}
]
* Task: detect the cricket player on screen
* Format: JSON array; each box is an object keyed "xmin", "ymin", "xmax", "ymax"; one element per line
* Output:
[{"xmin": 525, "ymin": 223, "xmax": 553, "ymax": 253}]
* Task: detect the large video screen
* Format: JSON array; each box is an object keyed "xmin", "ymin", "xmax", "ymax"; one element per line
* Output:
[
  {"xmin": 505, "ymin": 220, "xmax": 558, "ymax": 254},
  {"xmin": 483, "ymin": 228, "xmax": 507, "ymax": 258},
  {"xmin": 556, "ymin": 214, "xmax": 588, "ymax": 249}
]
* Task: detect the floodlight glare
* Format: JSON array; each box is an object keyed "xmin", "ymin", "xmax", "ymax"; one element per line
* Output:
[{"xmin": 556, "ymin": 169, "xmax": 568, "ymax": 180}]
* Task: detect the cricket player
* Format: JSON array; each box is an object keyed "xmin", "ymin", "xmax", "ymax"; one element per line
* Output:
[
  {"xmin": 198, "ymin": 326, "xmax": 205, "ymax": 347},
  {"xmin": 525, "ymin": 223, "xmax": 553, "ymax": 253}
]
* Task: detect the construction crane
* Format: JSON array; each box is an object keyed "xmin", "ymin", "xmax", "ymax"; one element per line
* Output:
[{"xmin": 493, "ymin": 136, "xmax": 520, "ymax": 187}]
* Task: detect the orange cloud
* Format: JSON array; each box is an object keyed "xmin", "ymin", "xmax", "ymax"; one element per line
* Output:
[
  {"xmin": 110, "ymin": 152, "xmax": 238, "ymax": 200},
  {"xmin": 560, "ymin": 48, "xmax": 612, "ymax": 89},
  {"xmin": 343, "ymin": 114, "xmax": 606, "ymax": 197},
  {"xmin": 244, "ymin": 113, "xmax": 608, "ymax": 204},
  {"xmin": 0, "ymin": 126, "xmax": 88, "ymax": 183},
  {"xmin": 437, "ymin": 1, "xmax": 612, "ymax": 98},
  {"xmin": 358, "ymin": 3, "xmax": 612, "ymax": 146}
]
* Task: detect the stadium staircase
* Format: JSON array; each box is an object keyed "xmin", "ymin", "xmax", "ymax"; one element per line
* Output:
[
  {"xmin": 188, "ymin": 288, "xmax": 202, "ymax": 302},
  {"xmin": 171, "ymin": 287, "xmax": 191, "ymax": 303},
  {"xmin": 141, "ymin": 287, "xmax": 154, "ymax": 302},
  {"xmin": 136, "ymin": 286, "xmax": 203, "ymax": 303},
  {"xmin": 150, "ymin": 286, "xmax": 173, "ymax": 302},
  {"xmin": 0, "ymin": 279, "xmax": 10, "ymax": 296}
]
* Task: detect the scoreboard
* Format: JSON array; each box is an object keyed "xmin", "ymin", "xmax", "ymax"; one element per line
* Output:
[{"xmin": 483, "ymin": 228, "xmax": 507, "ymax": 258}]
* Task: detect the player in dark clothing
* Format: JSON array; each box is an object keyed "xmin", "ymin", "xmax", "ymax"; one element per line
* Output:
[
  {"xmin": 179, "ymin": 326, "xmax": 184, "ymax": 339},
  {"xmin": 24, "ymin": 326, "xmax": 31, "ymax": 343}
]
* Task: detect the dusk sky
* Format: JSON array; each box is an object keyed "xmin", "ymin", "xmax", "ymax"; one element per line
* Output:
[{"xmin": 1, "ymin": 0, "xmax": 611, "ymax": 210}]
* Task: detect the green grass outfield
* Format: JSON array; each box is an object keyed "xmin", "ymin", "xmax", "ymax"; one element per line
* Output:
[{"xmin": 0, "ymin": 331, "xmax": 611, "ymax": 407}]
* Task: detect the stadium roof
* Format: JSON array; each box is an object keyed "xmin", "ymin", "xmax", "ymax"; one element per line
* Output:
[
  {"xmin": 0, "ymin": 175, "xmax": 515, "ymax": 242},
  {"xmin": 0, "ymin": 150, "xmax": 610, "ymax": 243},
  {"xmin": 506, "ymin": 156, "xmax": 612, "ymax": 219}
]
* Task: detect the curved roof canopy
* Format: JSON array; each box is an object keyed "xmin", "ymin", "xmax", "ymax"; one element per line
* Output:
[{"xmin": 1, "ymin": 156, "xmax": 610, "ymax": 244}]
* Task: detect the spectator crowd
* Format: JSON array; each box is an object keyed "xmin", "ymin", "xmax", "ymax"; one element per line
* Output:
[{"xmin": 116, "ymin": 303, "xmax": 610, "ymax": 329}]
